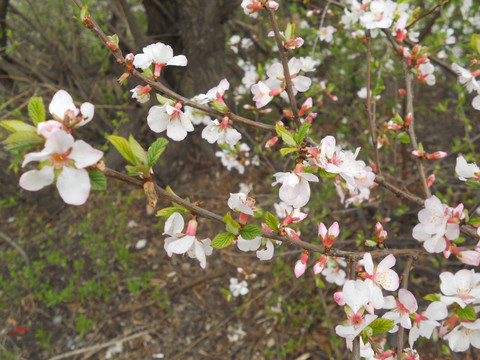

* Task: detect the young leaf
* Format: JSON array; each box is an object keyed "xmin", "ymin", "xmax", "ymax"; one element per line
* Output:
[
  {"xmin": 469, "ymin": 217, "xmax": 480, "ymax": 226},
  {"xmin": 423, "ymin": 293, "xmax": 441, "ymax": 302},
  {"xmin": 397, "ymin": 132, "xmax": 410, "ymax": 144},
  {"xmin": 107, "ymin": 135, "xmax": 136, "ymax": 164},
  {"xmin": 466, "ymin": 180, "xmax": 480, "ymax": 189},
  {"xmin": 224, "ymin": 212, "xmax": 240, "ymax": 235},
  {"xmin": 264, "ymin": 212, "xmax": 279, "ymax": 232},
  {"xmin": 0, "ymin": 120, "xmax": 37, "ymax": 133},
  {"xmin": 128, "ymin": 135, "xmax": 147, "ymax": 165},
  {"xmin": 457, "ymin": 305, "xmax": 477, "ymax": 321},
  {"xmin": 4, "ymin": 131, "xmax": 44, "ymax": 147},
  {"xmin": 28, "ymin": 97, "xmax": 45, "ymax": 126},
  {"xmin": 296, "ymin": 123, "xmax": 310, "ymax": 144},
  {"xmin": 275, "ymin": 123, "xmax": 297, "ymax": 147},
  {"xmin": 211, "ymin": 232, "xmax": 235, "ymax": 249},
  {"xmin": 147, "ymin": 138, "xmax": 168, "ymax": 167},
  {"xmin": 240, "ymin": 225, "xmax": 263, "ymax": 240},
  {"xmin": 89, "ymin": 169, "xmax": 107, "ymax": 190},
  {"xmin": 156, "ymin": 207, "xmax": 179, "ymax": 218},
  {"xmin": 318, "ymin": 168, "xmax": 337, "ymax": 178},
  {"xmin": 369, "ymin": 318, "xmax": 394, "ymax": 335},
  {"xmin": 280, "ymin": 147, "xmax": 298, "ymax": 156}
]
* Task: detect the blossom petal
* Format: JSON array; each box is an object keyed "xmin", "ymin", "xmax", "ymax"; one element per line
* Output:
[
  {"xmin": 56, "ymin": 167, "xmax": 91, "ymax": 205},
  {"xmin": 19, "ymin": 166, "xmax": 55, "ymax": 191},
  {"xmin": 163, "ymin": 212, "xmax": 184, "ymax": 236},
  {"xmin": 69, "ymin": 140, "xmax": 103, "ymax": 168},
  {"xmin": 167, "ymin": 235, "xmax": 195, "ymax": 254},
  {"xmin": 49, "ymin": 90, "xmax": 75, "ymax": 120},
  {"xmin": 167, "ymin": 55, "xmax": 188, "ymax": 67}
]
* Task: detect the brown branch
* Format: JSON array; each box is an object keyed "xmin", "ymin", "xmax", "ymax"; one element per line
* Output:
[
  {"xmin": 374, "ymin": 175, "xmax": 424, "ymax": 206},
  {"xmin": 70, "ymin": 0, "xmax": 275, "ymax": 133},
  {"xmin": 265, "ymin": 6, "xmax": 301, "ymax": 127},
  {"xmin": 402, "ymin": 59, "xmax": 431, "ymax": 198}
]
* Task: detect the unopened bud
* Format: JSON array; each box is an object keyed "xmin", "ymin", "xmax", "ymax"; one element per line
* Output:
[
  {"xmin": 427, "ymin": 174, "xmax": 435, "ymax": 187},
  {"xmin": 265, "ymin": 136, "xmax": 278, "ymax": 148},
  {"xmin": 398, "ymin": 89, "xmax": 407, "ymax": 96},
  {"xmin": 106, "ymin": 41, "xmax": 119, "ymax": 52},
  {"xmin": 283, "ymin": 109, "xmax": 294, "ymax": 118},
  {"xmin": 405, "ymin": 112, "xmax": 412, "ymax": 127},
  {"xmin": 426, "ymin": 151, "xmax": 447, "ymax": 160},
  {"xmin": 313, "ymin": 255, "xmax": 328, "ymax": 274},
  {"xmin": 294, "ymin": 251, "xmax": 309, "ymax": 278}
]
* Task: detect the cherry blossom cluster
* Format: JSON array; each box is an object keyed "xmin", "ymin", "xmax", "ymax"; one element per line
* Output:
[
  {"xmin": 19, "ymin": 90, "xmax": 103, "ymax": 205},
  {"xmin": 306, "ymin": 136, "xmax": 375, "ymax": 206}
]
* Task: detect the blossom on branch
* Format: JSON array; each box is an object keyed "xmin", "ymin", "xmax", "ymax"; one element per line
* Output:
[
  {"xmin": 49, "ymin": 89, "xmax": 94, "ymax": 128},
  {"xmin": 272, "ymin": 164, "xmax": 319, "ymax": 208},
  {"xmin": 133, "ymin": 42, "xmax": 187, "ymax": 76},
  {"xmin": 147, "ymin": 102, "xmax": 194, "ymax": 141},
  {"xmin": 19, "ymin": 129, "xmax": 103, "ymax": 205},
  {"xmin": 202, "ymin": 118, "xmax": 242, "ymax": 146},
  {"xmin": 163, "ymin": 213, "xmax": 213, "ymax": 269}
]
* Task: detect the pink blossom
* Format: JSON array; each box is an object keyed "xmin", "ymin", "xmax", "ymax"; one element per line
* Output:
[
  {"xmin": 251, "ymin": 81, "xmax": 274, "ymax": 108},
  {"xmin": 49, "ymin": 89, "xmax": 94, "ymax": 128},
  {"xmin": 202, "ymin": 117, "xmax": 242, "ymax": 146},
  {"xmin": 163, "ymin": 213, "xmax": 212, "ymax": 268},
  {"xmin": 362, "ymin": 253, "xmax": 399, "ymax": 291},
  {"xmin": 408, "ymin": 301, "xmax": 448, "ymax": 346},
  {"xmin": 439, "ymin": 269, "xmax": 480, "ymax": 308},
  {"xmin": 133, "ymin": 42, "xmax": 187, "ymax": 73},
  {"xmin": 412, "ymin": 195, "xmax": 462, "ymax": 253},
  {"xmin": 383, "ymin": 289, "xmax": 418, "ymax": 331},
  {"xmin": 272, "ymin": 165, "xmax": 319, "ymax": 208},
  {"xmin": 443, "ymin": 319, "xmax": 480, "ymax": 352},
  {"xmin": 19, "ymin": 129, "xmax": 103, "ymax": 205},
  {"xmin": 147, "ymin": 103, "xmax": 194, "ymax": 141}
]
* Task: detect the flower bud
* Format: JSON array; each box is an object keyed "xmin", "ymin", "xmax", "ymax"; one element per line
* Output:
[
  {"xmin": 313, "ymin": 255, "xmax": 327, "ymax": 274},
  {"xmin": 457, "ymin": 250, "xmax": 480, "ymax": 266},
  {"xmin": 426, "ymin": 151, "xmax": 447, "ymax": 160},
  {"xmin": 294, "ymin": 251, "xmax": 309, "ymax": 278},
  {"xmin": 333, "ymin": 290, "xmax": 345, "ymax": 306},
  {"xmin": 265, "ymin": 136, "xmax": 278, "ymax": 148}
]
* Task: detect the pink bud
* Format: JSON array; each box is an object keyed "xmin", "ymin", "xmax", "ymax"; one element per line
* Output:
[
  {"xmin": 427, "ymin": 174, "xmax": 435, "ymax": 187},
  {"xmin": 375, "ymin": 222, "xmax": 383, "ymax": 234},
  {"xmin": 125, "ymin": 53, "xmax": 134, "ymax": 69},
  {"xmin": 411, "ymin": 150, "xmax": 424, "ymax": 158},
  {"xmin": 426, "ymin": 151, "xmax": 447, "ymax": 160},
  {"xmin": 399, "ymin": 88, "xmax": 407, "ymax": 96},
  {"xmin": 294, "ymin": 251, "xmax": 309, "ymax": 278},
  {"xmin": 313, "ymin": 255, "xmax": 327, "ymax": 275},
  {"xmin": 328, "ymin": 222, "xmax": 340, "ymax": 238},
  {"xmin": 106, "ymin": 41, "xmax": 119, "ymax": 52},
  {"xmin": 185, "ymin": 218, "xmax": 198, "ymax": 236},
  {"xmin": 318, "ymin": 223, "xmax": 327, "ymax": 240},
  {"xmin": 404, "ymin": 112, "xmax": 412, "ymax": 126},
  {"xmin": 266, "ymin": 1, "xmax": 279, "ymax": 10},
  {"xmin": 269, "ymin": 88, "xmax": 283, "ymax": 97},
  {"xmin": 283, "ymin": 109, "xmax": 294, "ymax": 118},
  {"xmin": 299, "ymin": 97, "xmax": 312, "ymax": 116},
  {"xmin": 333, "ymin": 291, "xmax": 345, "ymax": 306},
  {"xmin": 265, "ymin": 136, "xmax": 278, "ymax": 148}
]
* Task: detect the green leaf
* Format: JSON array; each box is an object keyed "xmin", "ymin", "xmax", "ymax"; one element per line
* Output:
[
  {"xmin": 107, "ymin": 135, "xmax": 136, "ymax": 164},
  {"xmin": 397, "ymin": 131, "xmax": 410, "ymax": 144},
  {"xmin": 28, "ymin": 97, "xmax": 45, "ymax": 125},
  {"xmin": 318, "ymin": 168, "xmax": 337, "ymax": 178},
  {"xmin": 280, "ymin": 147, "xmax": 298, "ymax": 156},
  {"xmin": 469, "ymin": 217, "xmax": 480, "ymax": 226},
  {"xmin": 0, "ymin": 120, "xmax": 37, "ymax": 133},
  {"xmin": 369, "ymin": 318, "xmax": 394, "ymax": 335},
  {"xmin": 423, "ymin": 293, "xmax": 441, "ymax": 302},
  {"xmin": 210, "ymin": 100, "xmax": 229, "ymax": 113},
  {"xmin": 365, "ymin": 239, "xmax": 377, "ymax": 247},
  {"xmin": 157, "ymin": 207, "xmax": 181, "ymax": 218},
  {"xmin": 264, "ymin": 212, "xmax": 279, "ymax": 232},
  {"xmin": 147, "ymin": 138, "xmax": 168, "ymax": 167},
  {"xmin": 211, "ymin": 232, "xmax": 235, "ymax": 249},
  {"xmin": 285, "ymin": 23, "xmax": 293, "ymax": 41},
  {"xmin": 126, "ymin": 165, "xmax": 140, "ymax": 176},
  {"xmin": 224, "ymin": 212, "xmax": 240, "ymax": 235},
  {"xmin": 390, "ymin": 113, "xmax": 403, "ymax": 125},
  {"xmin": 128, "ymin": 135, "xmax": 147, "ymax": 165},
  {"xmin": 457, "ymin": 305, "xmax": 477, "ymax": 321},
  {"xmin": 240, "ymin": 225, "xmax": 263, "ymax": 240},
  {"xmin": 89, "ymin": 169, "xmax": 106, "ymax": 190},
  {"xmin": 466, "ymin": 180, "xmax": 480, "ymax": 189},
  {"xmin": 4, "ymin": 131, "xmax": 44, "ymax": 146},
  {"xmin": 295, "ymin": 123, "xmax": 310, "ymax": 144},
  {"xmin": 155, "ymin": 94, "xmax": 175, "ymax": 106},
  {"xmin": 471, "ymin": 34, "xmax": 480, "ymax": 55},
  {"xmin": 275, "ymin": 123, "xmax": 297, "ymax": 147}
]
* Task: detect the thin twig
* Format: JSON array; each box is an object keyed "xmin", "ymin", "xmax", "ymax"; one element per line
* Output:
[
  {"xmin": 402, "ymin": 60, "xmax": 431, "ymax": 198},
  {"xmin": 0, "ymin": 230, "xmax": 30, "ymax": 266},
  {"xmin": 265, "ymin": 6, "xmax": 300, "ymax": 127},
  {"xmin": 49, "ymin": 328, "xmax": 152, "ymax": 360}
]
